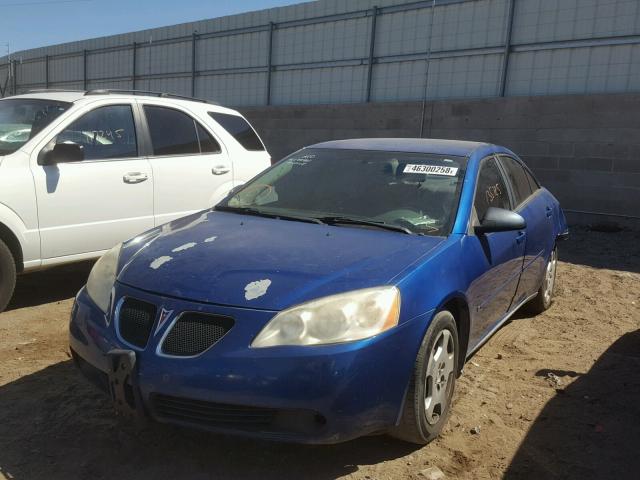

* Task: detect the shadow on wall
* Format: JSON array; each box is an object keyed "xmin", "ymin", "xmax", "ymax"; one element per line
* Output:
[
  {"xmin": 505, "ymin": 329, "xmax": 640, "ymax": 479},
  {"xmin": 0, "ymin": 361, "xmax": 418, "ymax": 480},
  {"xmin": 558, "ymin": 227, "xmax": 640, "ymax": 274},
  {"xmin": 6, "ymin": 260, "xmax": 94, "ymax": 311}
]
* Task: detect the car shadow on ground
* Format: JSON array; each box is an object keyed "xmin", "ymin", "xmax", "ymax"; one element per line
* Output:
[
  {"xmin": 6, "ymin": 261, "xmax": 94, "ymax": 311},
  {"xmin": 504, "ymin": 329, "xmax": 640, "ymax": 479},
  {"xmin": 0, "ymin": 360, "xmax": 419, "ymax": 480}
]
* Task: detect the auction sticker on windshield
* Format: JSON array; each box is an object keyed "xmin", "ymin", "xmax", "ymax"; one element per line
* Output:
[{"xmin": 403, "ymin": 164, "xmax": 459, "ymax": 176}]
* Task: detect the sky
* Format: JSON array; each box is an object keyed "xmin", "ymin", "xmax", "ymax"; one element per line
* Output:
[{"xmin": 0, "ymin": 0, "xmax": 302, "ymax": 55}]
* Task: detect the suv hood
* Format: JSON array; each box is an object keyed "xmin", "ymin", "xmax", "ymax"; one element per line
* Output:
[{"xmin": 117, "ymin": 210, "xmax": 444, "ymax": 311}]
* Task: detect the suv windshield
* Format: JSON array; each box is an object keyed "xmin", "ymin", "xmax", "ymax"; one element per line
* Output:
[
  {"xmin": 0, "ymin": 99, "xmax": 71, "ymax": 155},
  {"xmin": 219, "ymin": 148, "xmax": 467, "ymax": 236}
]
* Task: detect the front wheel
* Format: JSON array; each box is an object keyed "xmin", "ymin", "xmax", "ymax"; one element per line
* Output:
[
  {"xmin": 389, "ymin": 310, "xmax": 459, "ymax": 444},
  {"xmin": 0, "ymin": 239, "xmax": 17, "ymax": 313},
  {"xmin": 525, "ymin": 246, "xmax": 558, "ymax": 315}
]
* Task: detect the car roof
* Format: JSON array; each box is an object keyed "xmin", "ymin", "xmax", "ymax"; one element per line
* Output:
[
  {"xmin": 2, "ymin": 90, "xmax": 239, "ymax": 114},
  {"xmin": 308, "ymin": 138, "xmax": 489, "ymax": 157}
]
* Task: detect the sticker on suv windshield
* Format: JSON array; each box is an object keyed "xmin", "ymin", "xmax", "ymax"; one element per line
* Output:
[{"xmin": 403, "ymin": 164, "xmax": 459, "ymax": 176}]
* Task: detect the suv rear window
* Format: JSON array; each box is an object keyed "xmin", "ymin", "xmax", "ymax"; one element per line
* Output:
[{"xmin": 208, "ymin": 112, "xmax": 264, "ymax": 151}]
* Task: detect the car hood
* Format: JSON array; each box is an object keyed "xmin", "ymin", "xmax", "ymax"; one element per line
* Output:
[{"xmin": 117, "ymin": 210, "xmax": 445, "ymax": 311}]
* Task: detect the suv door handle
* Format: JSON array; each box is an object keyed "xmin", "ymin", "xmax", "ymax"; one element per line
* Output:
[
  {"xmin": 545, "ymin": 206, "xmax": 553, "ymax": 218},
  {"xmin": 516, "ymin": 231, "xmax": 526, "ymax": 244},
  {"xmin": 212, "ymin": 165, "xmax": 231, "ymax": 175},
  {"xmin": 123, "ymin": 172, "xmax": 148, "ymax": 184}
]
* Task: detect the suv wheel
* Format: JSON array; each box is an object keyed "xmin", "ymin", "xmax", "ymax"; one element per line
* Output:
[{"xmin": 0, "ymin": 239, "xmax": 16, "ymax": 313}]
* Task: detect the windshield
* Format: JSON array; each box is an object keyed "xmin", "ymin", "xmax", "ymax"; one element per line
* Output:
[
  {"xmin": 0, "ymin": 99, "xmax": 71, "ymax": 155},
  {"xmin": 220, "ymin": 148, "xmax": 467, "ymax": 236}
]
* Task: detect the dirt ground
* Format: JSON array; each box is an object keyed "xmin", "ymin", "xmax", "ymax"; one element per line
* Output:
[{"xmin": 0, "ymin": 227, "xmax": 638, "ymax": 480}]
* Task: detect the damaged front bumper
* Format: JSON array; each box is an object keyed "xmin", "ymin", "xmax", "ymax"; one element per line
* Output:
[{"xmin": 69, "ymin": 284, "xmax": 429, "ymax": 444}]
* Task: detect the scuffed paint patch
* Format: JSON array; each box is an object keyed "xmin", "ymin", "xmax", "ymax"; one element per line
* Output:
[
  {"xmin": 204, "ymin": 236, "xmax": 217, "ymax": 243},
  {"xmin": 245, "ymin": 279, "xmax": 272, "ymax": 301},
  {"xmin": 150, "ymin": 256, "xmax": 173, "ymax": 269},
  {"xmin": 172, "ymin": 242, "xmax": 197, "ymax": 252}
]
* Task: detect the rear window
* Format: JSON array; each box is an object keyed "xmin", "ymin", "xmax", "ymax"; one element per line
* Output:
[{"xmin": 208, "ymin": 112, "xmax": 264, "ymax": 151}]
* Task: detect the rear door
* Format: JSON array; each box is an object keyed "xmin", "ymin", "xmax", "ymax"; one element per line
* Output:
[
  {"xmin": 141, "ymin": 103, "xmax": 232, "ymax": 226},
  {"xmin": 467, "ymin": 156, "xmax": 526, "ymax": 346},
  {"xmin": 31, "ymin": 102, "xmax": 154, "ymax": 260},
  {"xmin": 498, "ymin": 155, "xmax": 553, "ymax": 304}
]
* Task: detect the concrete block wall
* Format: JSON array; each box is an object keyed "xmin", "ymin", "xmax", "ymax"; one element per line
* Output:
[{"xmin": 241, "ymin": 93, "xmax": 640, "ymax": 224}]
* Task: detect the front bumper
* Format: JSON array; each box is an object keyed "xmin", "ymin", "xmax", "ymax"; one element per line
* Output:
[{"xmin": 69, "ymin": 284, "xmax": 431, "ymax": 444}]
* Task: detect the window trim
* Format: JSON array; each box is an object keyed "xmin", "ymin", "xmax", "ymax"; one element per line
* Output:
[
  {"xmin": 141, "ymin": 104, "xmax": 222, "ymax": 158},
  {"xmin": 40, "ymin": 103, "xmax": 141, "ymax": 165}
]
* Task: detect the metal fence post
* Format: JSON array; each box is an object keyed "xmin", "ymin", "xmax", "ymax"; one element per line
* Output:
[
  {"xmin": 266, "ymin": 22, "xmax": 275, "ymax": 106},
  {"xmin": 499, "ymin": 0, "xmax": 516, "ymax": 97},
  {"xmin": 191, "ymin": 32, "xmax": 197, "ymax": 97},
  {"xmin": 12, "ymin": 59, "xmax": 17, "ymax": 95},
  {"xmin": 366, "ymin": 6, "xmax": 378, "ymax": 103},
  {"xmin": 132, "ymin": 42, "xmax": 137, "ymax": 90},
  {"xmin": 45, "ymin": 55, "xmax": 49, "ymax": 89},
  {"xmin": 83, "ymin": 49, "xmax": 88, "ymax": 90}
]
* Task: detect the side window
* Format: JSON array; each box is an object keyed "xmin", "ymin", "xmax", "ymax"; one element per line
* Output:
[
  {"xmin": 144, "ymin": 106, "xmax": 198, "ymax": 156},
  {"xmin": 474, "ymin": 157, "xmax": 511, "ymax": 221},
  {"xmin": 57, "ymin": 105, "xmax": 137, "ymax": 160},
  {"xmin": 208, "ymin": 112, "xmax": 265, "ymax": 151},
  {"xmin": 500, "ymin": 156, "xmax": 533, "ymax": 207}
]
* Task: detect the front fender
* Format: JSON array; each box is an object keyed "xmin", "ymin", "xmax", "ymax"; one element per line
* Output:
[{"xmin": 0, "ymin": 202, "xmax": 40, "ymax": 270}]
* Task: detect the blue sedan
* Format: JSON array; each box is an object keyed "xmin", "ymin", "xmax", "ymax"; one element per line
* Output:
[{"xmin": 69, "ymin": 138, "xmax": 568, "ymax": 444}]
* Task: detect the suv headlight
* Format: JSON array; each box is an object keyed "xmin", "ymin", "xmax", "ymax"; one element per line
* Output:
[
  {"xmin": 86, "ymin": 243, "xmax": 122, "ymax": 313},
  {"xmin": 251, "ymin": 286, "xmax": 400, "ymax": 348}
]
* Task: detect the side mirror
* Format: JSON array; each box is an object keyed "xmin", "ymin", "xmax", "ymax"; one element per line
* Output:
[
  {"xmin": 475, "ymin": 207, "xmax": 526, "ymax": 234},
  {"xmin": 39, "ymin": 142, "xmax": 84, "ymax": 165}
]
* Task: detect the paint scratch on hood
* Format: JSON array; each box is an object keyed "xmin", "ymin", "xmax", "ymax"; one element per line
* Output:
[
  {"xmin": 172, "ymin": 242, "xmax": 197, "ymax": 252},
  {"xmin": 150, "ymin": 256, "xmax": 173, "ymax": 269},
  {"xmin": 244, "ymin": 279, "xmax": 272, "ymax": 300},
  {"xmin": 204, "ymin": 236, "xmax": 217, "ymax": 243}
]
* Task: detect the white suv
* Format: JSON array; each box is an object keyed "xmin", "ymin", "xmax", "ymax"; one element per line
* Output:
[{"xmin": 0, "ymin": 89, "xmax": 271, "ymax": 311}]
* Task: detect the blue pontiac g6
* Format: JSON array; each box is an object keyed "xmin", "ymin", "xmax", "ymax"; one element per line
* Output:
[{"xmin": 70, "ymin": 139, "xmax": 568, "ymax": 444}]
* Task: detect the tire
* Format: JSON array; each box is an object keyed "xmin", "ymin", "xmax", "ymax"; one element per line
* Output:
[
  {"xmin": 389, "ymin": 310, "xmax": 459, "ymax": 445},
  {"xmin": 525, "ymin": 246, "xmax": 558, "ymax": 315},
  {"xmin": 0, "ymin": 239, "xmax": 16, "ymax": 313}
]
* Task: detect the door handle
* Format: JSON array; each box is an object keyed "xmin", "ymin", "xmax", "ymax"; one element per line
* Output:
[
  {"xmin": 212, "ymin": 165, "xmax": 231, "ymax": 175},
  {"xmin": 545, "ymin": 206, "xmax": 553, "ymax": 218},
  {"xmin": 123, "ymin": 172, "xmax": 148, "ymax": 184},
  {"xmin": 516, "ymin": 231, "xmax": 526, "ymax": 244}
]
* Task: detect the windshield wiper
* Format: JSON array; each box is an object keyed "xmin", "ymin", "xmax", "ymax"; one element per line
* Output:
[
  {"xmin": 214, "ymin": 205, "xmax": 324, "ymax": 225},
  {"xmin": 318, "ymin": 216, "xmax": 413, "ymax": 235}
]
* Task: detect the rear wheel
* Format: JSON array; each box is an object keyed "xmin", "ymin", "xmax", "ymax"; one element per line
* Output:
[
  {"xmin": 525, "ymin": 246, "xmax": 557, "ymax": 315},
  {"xmin": 0, "ymin": 239, "xmax": 16, "ymax": 313},
  {"xmin": 389, "ymin": 310, "xmax": 458, "ymax": 444}
]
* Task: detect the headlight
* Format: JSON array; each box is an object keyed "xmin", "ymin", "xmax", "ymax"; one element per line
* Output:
[
  {"xmin": 251, "ymin": 286, "xmax": 401, "ymax": 348},
  {"xmin": 86, "ymin": 243, "xmax": 122, "ymax": 313}
]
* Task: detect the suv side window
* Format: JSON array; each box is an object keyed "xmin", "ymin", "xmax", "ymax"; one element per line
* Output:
[
  {"xmin": 208, "ymin": 112, "xmax": 265, "ymax": 151},
  {"xmin": 56, "ymin": 105, "xmax": 137, "ymax": 161},
  {"xmin": 474, "ymin": 157, "xmax": 511, "ymax": 221},
  {"xmin": 144, "ymin": 106, "xmax": 221, "ymax": 156},
  {"xmin": 500, "ymin": 155, "xmax": 533, "ymax": 207}
]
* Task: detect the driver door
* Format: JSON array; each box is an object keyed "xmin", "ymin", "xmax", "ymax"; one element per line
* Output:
[
  {"xmin": 31, "ymin": 103, "xmax": 154, "ymax": 260},
  {"xmin": 467, "ymin": 156, "xmax": 526, "ymax": 346}
]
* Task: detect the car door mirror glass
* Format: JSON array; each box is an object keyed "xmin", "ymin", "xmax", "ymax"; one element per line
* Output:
[{"xmin": 475, "ymin": 207, "xmax": 526, "ymax": 234}]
